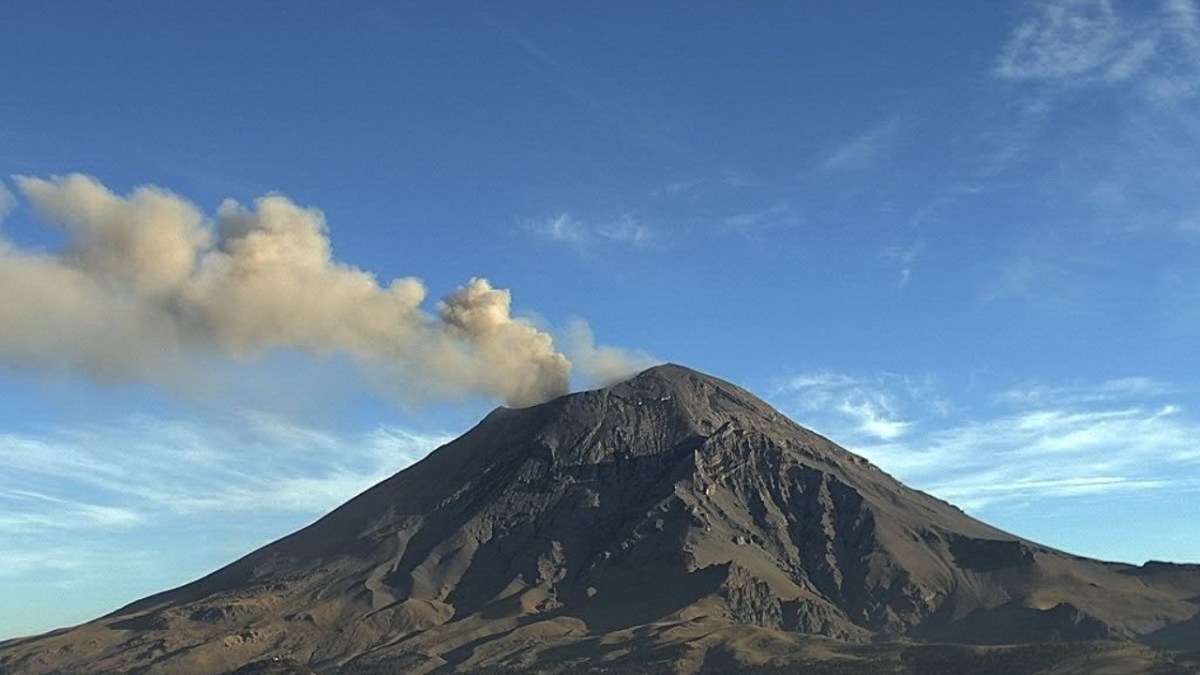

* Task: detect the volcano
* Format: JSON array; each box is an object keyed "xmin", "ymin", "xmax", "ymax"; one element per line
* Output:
[{"xmin": 3, "ymin": 364, "xmax": 1199, "ymax": 674}]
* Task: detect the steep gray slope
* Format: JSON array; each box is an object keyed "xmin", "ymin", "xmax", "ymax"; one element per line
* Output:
[{"xmin": 2, "ymin": 364, "xmax": 1198, "ymax": 674}]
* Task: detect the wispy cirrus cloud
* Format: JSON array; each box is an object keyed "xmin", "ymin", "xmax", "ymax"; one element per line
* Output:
[
  {"xmin": 931, "ymin": 475, "xmax": 1169, "ymax": 508},
  {"xmin": 995, "ymin": 0, "xmax": 1200, "ymax": 100},
  {"xmin": 523, "ymin": 212, "xmax": 653, "ymax": 249},
  {"xmin": 0, "ymin": 490, "xmax": 144, "ymax": 533},
  {"xmin": 0, "ymin": 413, "xmax": 450, "ymax": 529},
  {"xmin": 865, "ymin": 402, "xmax": 1197, "ymax": 510},
  {"xmin": 773, "ymin": 370, "xmax": 1200, "ymax": 511},
  {"xmin": 979, "ymin": 254, "xmax": 1082, "ymax": 307},
  {"xmin": 486, "ymin": 19, "xmax": 690, "ymax": 159},
  {"xmin": 0, "ymin": 546, "xmax": 118, "ymax": 577},
  {"xmin": 1176, "ymin": 207, "xmax": 1200, "ymax": 233},
  {"xmin": 719, "ymin": 204, "xmax": 799, "ymax": 239},
  {"xmin": 838, "ymin": 399, "xmax": 912, "ymax": 441},
  {"xmin": 821, "ymin": 116, "xmax": 904, "ymax": 171},
  {"xmin": 880, "ymin": 240, "xmax": 924, "ymax": 286},
  {"xmin": 971, "ymin": 0, "xmax": 1200, "ymax": 212},
  {"xmin": 525, "ymin": 213, "xmax": 588, "ymax": 245},
  {"xmin": 993, "ymin": 376, "xmax": 1176, "ymax": 406},
  {"xmin": 0, "ymin": 412, "xmax": 455, "ymax": 636},
  {"xmin": 656, "ymin": 180, "xmax": 700, "ymax": 197},
  {"xmin": 996, "ymin": 0, "xmax": 1138, "ymax": 83},
  {"xmin": 777, "ymin": 371, "xmax": 942, "ymax": 442},
  {"xmin": 599, "ymin": 215, "xmax": 654, "ymax": 246}
]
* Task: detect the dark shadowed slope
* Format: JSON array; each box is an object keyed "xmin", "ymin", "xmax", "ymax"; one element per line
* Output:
[{"xmin": 2, "ymin": 364, "xmax": 1199, "ymax": 674}]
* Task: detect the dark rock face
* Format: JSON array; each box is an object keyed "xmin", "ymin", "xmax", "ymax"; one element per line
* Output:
[
  {"xmin": 226, "ymin": 658, "xmax": 321, "ymax": 675},
  {"xmin": 3, "ymin": 364, "xmax": 1200, "ymax": 675},
  {"xmin": 948, "ymin": 535, "xmax": 1037, "ymax": 572}
]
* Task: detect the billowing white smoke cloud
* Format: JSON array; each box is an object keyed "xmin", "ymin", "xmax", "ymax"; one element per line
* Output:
[{"xmin": 0, "ymin": 174, "xmax": 648, "ymax": 406}]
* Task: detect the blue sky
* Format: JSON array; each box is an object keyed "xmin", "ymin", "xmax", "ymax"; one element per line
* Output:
[{"xmin": 2, "ymin": 0, "xmax": 1200, "ymax": 639}]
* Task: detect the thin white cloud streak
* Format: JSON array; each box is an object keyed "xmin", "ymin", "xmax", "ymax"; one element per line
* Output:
[
  {"xmin": 0, "ymin": 548, "xmax": 98, "ymax": 577},
  {"xmin": 979, "ymin": 254, "xmax": 1086, "ymax": 308},
  {"xmin": 821, "ymin": 116, "xmax": 904, "ymax": 171},
  {"xmin": 486, "ymin": 19, "xmax": 691, "ymax": 160},
  {"xmin": 526, "ymin": 213, "xmax": 588, "ymax": 245},
  {"xmin": 994, "ymin": 377, "xmax": 1176, "ymax": 406},
  {"xmin": 720, "ymin": 204, "xmax": 798, "ymax": 239},
  {"xmin": 0, "ymin": 501, "xmax": 144, "ymax": 533},
  {"xmin": 774, "ymin": 371, "xmax": 1200, "ymax": 510},
  {"xmin": 931, "ymin": 476, "xmax": 1168, "ymax": 508},
  {"xmin": 785, "ymin": 372, "xmax": 861, "ymax": 389},
  {"xmin": 523, "ymin": 212, "xmax": 653, "ymax": 248},
  {"xmin": 1176, "ymin": 208, "xmax": 1200, "ymax": 233},
  {"xmin": 599, "ymin": 215, "xmax": 653, "ymax": 246},
  {"xmin": 657, "ymin": 180, "xmax": 700, "ymax": 197}
]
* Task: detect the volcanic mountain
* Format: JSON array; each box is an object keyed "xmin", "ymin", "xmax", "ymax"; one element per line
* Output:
[{"xmin": 3, "ymin": 364, "xmax": 1200, "ymax": 674}]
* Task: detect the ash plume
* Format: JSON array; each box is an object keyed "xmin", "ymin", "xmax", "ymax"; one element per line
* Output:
[{"xmin": 0, "ymin": 174, "xmax": 646, "ymax": 406}]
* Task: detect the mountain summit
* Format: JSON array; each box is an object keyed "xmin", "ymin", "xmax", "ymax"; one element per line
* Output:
[{"xmin": 3, "ymin": 364, "xmax": 1199, "ymax": 674}]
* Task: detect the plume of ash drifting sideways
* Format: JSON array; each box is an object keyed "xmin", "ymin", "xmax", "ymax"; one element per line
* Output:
[{"xmin": 0, "ymin": 174, "xmax": 652, "ymax": 406}]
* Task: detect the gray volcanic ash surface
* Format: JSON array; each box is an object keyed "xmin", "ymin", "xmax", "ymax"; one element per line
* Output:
[{"xmin": 2, "ymin": 364, "xmax": 1199, "ymax": 674}]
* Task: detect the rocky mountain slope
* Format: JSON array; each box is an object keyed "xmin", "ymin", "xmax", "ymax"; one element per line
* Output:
[{"xmin": 2, "ymin": 364, "xmax": 1199, "ymax": 674}]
